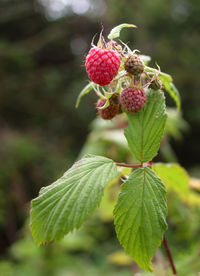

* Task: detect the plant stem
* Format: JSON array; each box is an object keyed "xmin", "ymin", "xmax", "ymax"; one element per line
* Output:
[
  {"xmin": 115, "ymin": 162, "xmax": 142, "ymax": 168},
  {"xmin": 115, "ymin": 162, "xmax": 152, "ymax": 168},
  {"xmin": 163, "ymin": 235, "xmax": 178, "ymax": 275}
]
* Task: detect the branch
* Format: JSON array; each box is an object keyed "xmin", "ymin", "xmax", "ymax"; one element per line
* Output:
[{"xmin": 163, "ymin": 235, "xmax": 178, "ymax": 275}]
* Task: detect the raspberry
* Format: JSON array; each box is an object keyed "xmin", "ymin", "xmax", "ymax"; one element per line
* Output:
[
  {"xmin": 149, "ymin": 78, "xmax": 162, "ymax": 90},
  {"xmin": 124, "ymin": 55, "xmax": 144, "ymax": 76},
  {"xmin": 120, "ymin": 87, "xmax": 146, "ymax": 112},
  {"xmin": 85, "ymin": 47, "xmax": 120, "ymax": 86},
  {"xmin": 96, "ymin": 98, "xmax": 119, "ymax": 120}
]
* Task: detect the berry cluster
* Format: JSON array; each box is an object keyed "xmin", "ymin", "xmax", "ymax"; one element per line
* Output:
[{"xmin": 83, "ymin": 31, "xmax": 163, "ymax": 120}]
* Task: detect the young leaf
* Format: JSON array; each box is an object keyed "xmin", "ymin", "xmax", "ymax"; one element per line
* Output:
[
  {"xmin": 76, "ymin": 82, "xmax": 98, "ymax": 108},
  {"xmin": 124, "ymin": 90, "xmax": 167, "ymax": 163},
  {"xmin": 30, "ymin": 154, "xmax": 118, "ymax": 246},
  {"xmin": 114, "ymin": 167, "xmax": 167, "ymax": 271},
  {"xmin": 107, "ymin": 23, "xmax": 137, "ymax": 40}
]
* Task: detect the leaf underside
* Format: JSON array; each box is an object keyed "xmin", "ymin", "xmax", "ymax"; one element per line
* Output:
[
  {"xmin": 124, "ymin": 90, "xmax": 167, "ymax": 163},
  {"xmin": 108, "ymin": 23, "xmax": 137, "ymax": 40},
  {"xmin": 163, "ymin": 81, "xmax": 181, "ymax": 111},
  {"xmin": 114, "ymin": 167, "xmax": 168, "ymax": 271},
  {"xmin": 76, "ymin": 82, "xmax": 98, "ymax": 108},
  {"xmin": 30, "ymin": 154, "xmax": 118, "ymax": 246}
]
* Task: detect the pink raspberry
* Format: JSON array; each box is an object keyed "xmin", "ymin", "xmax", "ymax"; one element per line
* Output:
[
  {"xmin": 96, "ymin": 99, "xmax": 119, "ymax": 120},
  {"xmin": 85, "ymin": 47, "xmax": 120, "ymax": 86},
  {"xmin": 120, "ymin": 87, "xmax": 146, "ymax": 112}
]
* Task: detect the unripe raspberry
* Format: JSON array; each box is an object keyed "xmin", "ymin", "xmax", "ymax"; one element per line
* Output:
[
  {"xmin": 85, "ymin": 47, "xmax": 120, "ymax": 86},
  {"xmin": 120, "ymin": 87, "xmax": 146, "ymax": 112},
  {"xmin": 124, "ymin": 55, "xmax": 144, "ymax": 76},
  {"xmin": 96, "ymin": 98, "xmax": 119, "ymax": 120},
  {"xmin": 149, "ymin": 78, "xmax": 162, "ymax": 90}
]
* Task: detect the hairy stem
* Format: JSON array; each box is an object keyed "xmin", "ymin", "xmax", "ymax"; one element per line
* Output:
[
  {"xmin": 163, "ymin": 235, "xmax": 178, "ymax": 275},
  {"xmin": 115, "ymin": 162, "xmax": 142, "ymax": 168},
  {"xmin": 115, "ymin": 162, "xmax": 152, "ymax": 168}
]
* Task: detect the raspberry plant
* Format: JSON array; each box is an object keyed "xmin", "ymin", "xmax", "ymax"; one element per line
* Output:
[{"xmin": 30, "ymin": 24, "xmax": 185, "ymax": 274}]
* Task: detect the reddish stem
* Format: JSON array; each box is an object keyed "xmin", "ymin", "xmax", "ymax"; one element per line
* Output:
[
  {"xmin": 115, "ymin": 162, "xmax": 152, "ymax": 168},
  {"xmin": 115, "ymin": 162, "xmax": 142, "ymax": 168},
  {"xmin": 163, "ymin": 235, "xmax": 178, "ymax": 275}
]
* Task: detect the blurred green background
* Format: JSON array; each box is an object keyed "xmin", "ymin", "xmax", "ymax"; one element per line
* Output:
[{"xmin": 0, "ymin": 0, "xmax": 200, "ymax": 275}]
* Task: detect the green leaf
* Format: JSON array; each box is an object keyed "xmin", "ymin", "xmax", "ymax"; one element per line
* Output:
[
  {"xmin": 152, "ymin": 163, "xmax": 200, "ymax": 206},
  {"xmin": 76, "ymin": 82, "xmax": 98, "ymax": 108},
  {"xmin": 108, "ymin": 23, "xmax": 137, "ymax": 40},
  {"xmin": 30, "ymin": 154, "xmax": 118, "ymax": 246},
  {"xmin": 124, "ymin": 90, "xmax": 167, "ymax": 163},
  {"xmin": 162, "ymin": 81, "xmax": 181, "ymax": 111},
  {"xmin": 152, "ymin": 163, "xmax": 189, "ymax": 196},
  {"xmin": 114, "ymin": 167, "xmax": 167, "ymax": 271}
]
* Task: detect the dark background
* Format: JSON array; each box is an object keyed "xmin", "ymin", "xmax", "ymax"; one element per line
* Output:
[{"xmin": 0, "ymin": 0, "xmax": 200, "ymax": 275}]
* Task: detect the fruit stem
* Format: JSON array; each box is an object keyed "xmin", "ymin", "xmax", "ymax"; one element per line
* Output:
[
  {"xmin": 113, "ymin": 72, "xmax": 128, "ymax": 82},
  {"xmin": 92, "ymin": 85, "xmax": 106, "ymax": 100},
  {"xmin": 163, "ymin": 235, "xmax": 178, "ymax": 276}
]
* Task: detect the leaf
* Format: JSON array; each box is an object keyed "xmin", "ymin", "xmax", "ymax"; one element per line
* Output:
[
  {"xmin": 114, "ymin": 167, "xmax": 167, "ymax": 271},
  {"xmin": 30, "ymin": 154, "xmax": 118, "ymax": 246},
  {"xmin": 162, "ymin": 81, "xmax": 181, "ymax": 111},
  {"xmin": 152, "ymin": 163, "xmax": 189, "ymax": 195},
  {"xmin": 108, "ymin": 23, "xmax": 137, "ymax": 40},
  {"xmin": 152, "ymin": 163, "xmax": 200, "ymax": 206},
  {"xmin": 76, "ymin": 82, "xmax": 98, "ymax": 108},
  {"xmin": 124, "ymin": 90, "xmax": 167, "ymax": 163}
]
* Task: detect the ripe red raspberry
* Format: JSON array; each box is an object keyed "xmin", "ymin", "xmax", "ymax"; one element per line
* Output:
[
  {"xmin": 120, "ymin": 87, "xmax": 146, "ymax": 112},
  {"xmin": 96, "ymin": 98, "xmax": 119, "ymax": 120},
  {"xmin": 85, "ymin": 47, "xmax": 120, "ymax": 86}
]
